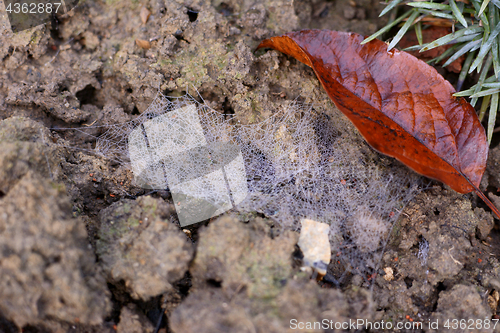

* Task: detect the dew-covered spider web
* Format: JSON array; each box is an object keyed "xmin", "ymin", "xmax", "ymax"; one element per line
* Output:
[{"xmin": 56, "ymin": 91, "xmax": 422, "ymax": 280}]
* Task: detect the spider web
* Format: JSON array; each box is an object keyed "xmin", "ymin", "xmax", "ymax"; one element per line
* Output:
[{"xmin": 55, "ymin": 92, "xmax": 422, "ymax": 280}]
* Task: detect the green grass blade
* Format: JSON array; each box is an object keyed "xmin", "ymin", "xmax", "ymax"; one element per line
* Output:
[
  {"xmin": 362, "ymin": 10, "xmax": 413, "ymax": 44},
  {"xmin": 380, "ymin": 0, "xmax": 403, "ymax": 17},
  {"xmin": 471, "ymin": 0, "xmax": 482, "ymax": 12},
  {"xmin": 477, "ymin": 76, "xmax": 499, "ymax": 88},
  {"xmin": 470, "ymin": 40, "xmax": 482, "ymax": 52},
  {"xmin": 463, "ymin": 8, "xmax": 478, "ymax": 14},
  {"xmin": 483, "ymin": 10, "xmax": 492, "ymax": 34},
  {"xmin": 490, "ymin": 0, "xmax": 498, "ymax": 26},
  {"xmin": 406, "ymin": 2, "xmax": 450, "ymax": 10},
  {"xmin": 455, "ymin": 76, "xmax": 499, "ymax": 97},
  {"xmin": 415, "ymin": 21, "xmax": 423, "ymax": 45},
  {"xmin": 479, "ymin": 0, "xmax": 491, "ymax": 17},
  {"xmin": 485, "ymin": 75, "xmax": 500, "ymax": 84},
  {"xmin": 443, "ymin": 39, "xmax": 481, "ymax": 67},
  {"xmin": 388, "ymin": 10, "xmax": 420, "ymax": 51},
  {"xmin": 482, "ymin": 18, "xmax": 491, "ymax": 36},
  {"xmin": 492, "ymin": 0, "xmax": 500, "ymax": 9},
  {"xmin": 454, "ymin": 87, "xmax": 477, "ymax": 97},
  {"xmin": 431, "ymin": 43, "xmax": 461, "ymax": 65},
  {"xmin": 472, "ymin": 0, "xmax": 491, "ymax": 34},
  {"xmin": 471, "ymin": 87, "xmax": 500, "ymax": 98},
  {"xmin": 494, "ymin": 1, "xmax": 500, "ymax": 25},
  {"xmin": 471, "ymin": 54, "xmax": 493, "ymax": 106},
  {"xmin": 469, "ymin": 21, "xmax": 500, "ymax": 73},
  {"xmin": 448, "ymin": 33, "xmax": 482, "ymax": 44},
  {"xmin": 493, "ymin": 38, "xmax": 500, "ymax": 77},
  {"xmin": 488, "ymin": 75, "xmax": 498, "ymax": 82},
  {"xmin": 482, "ymin": 82, "xmax": 500, "ymax": 88},
  {"xmin": 488, "ymin": 92, "xmax": 499, "ymax": 143},
  {"xmin": 420, "ymin": 25, "xmax": 483, "ymax": 52},
  {"xmin": 416, "ymin": 9, "xmax": 455, "ymax": 20},
  {"xmin": 403, "ymin": 44, "xmax": 429, "ymax": 51},
  {"xmin": 479, "ymin": 94, "xmax": 491, "ymax": 121},
  {"xmin": 491, "ymin": 3, "xmax": 500, "ymax": 77},
  {"xmin": 450, "ymin": 0, "xmax": 468, "ymax": 27},
  {"xmin": 456, "ymin": 50, "xmax": 476, "ymax": 91}
]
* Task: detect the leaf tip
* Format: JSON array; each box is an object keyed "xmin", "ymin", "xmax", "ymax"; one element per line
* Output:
[{"xmin": 255, "ymin": 39, "xmax": 270, "ymax": 51}]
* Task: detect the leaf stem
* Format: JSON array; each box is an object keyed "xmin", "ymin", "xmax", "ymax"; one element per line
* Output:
[{"xmin": 471, "ymin": 183, "xmax": 500, "ymax": 220}]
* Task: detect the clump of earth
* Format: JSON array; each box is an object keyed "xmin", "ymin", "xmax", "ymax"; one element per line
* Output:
[{"xmin": 1, "ymin": 0, "xmax": 500, "ymax": 332}]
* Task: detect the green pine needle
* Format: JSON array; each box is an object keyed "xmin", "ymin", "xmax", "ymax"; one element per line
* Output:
[
  {"xmin": 380, "ymin": 0, "xmax": 403, "ymax": 17},
  {"xmin": 450, "ymin": 0, "xmax": 468, "ymax": 27},
  {"xmin": 488, "ymin": 92, "xmax": 499, "ymax": 143},
  {"xmin": 388, "ymin": 10, "xmax": 420, "ymax": 51}
]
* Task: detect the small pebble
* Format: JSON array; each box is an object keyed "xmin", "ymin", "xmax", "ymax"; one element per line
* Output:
[
  {"xmin": 135, "ymin": 39, "xmax": 151, "ymax": 49},
  {"xmin": 298, "ymin": 218, "xmax": 331, "ymax": 277},
  {"xmin": 383, "ymin": 267, "xmax": 394, "ymax": 281},
  {"xmin": 140, "ymin": 7, "xmax": 151, "ymax": 24}
]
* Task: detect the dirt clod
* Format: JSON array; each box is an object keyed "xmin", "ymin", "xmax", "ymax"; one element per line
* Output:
[
  {"xmin": 0, "ymin": 171, "xmax": 111, "ymax": 327},
  {"xmin": 97, "ymin": 196, "xmax": 194, "ymax": 300}
]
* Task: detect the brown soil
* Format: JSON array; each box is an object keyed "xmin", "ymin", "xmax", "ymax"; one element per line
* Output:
[{"xmin": 1, "ymin": 0, "xmax": 500, "ymax": 332}]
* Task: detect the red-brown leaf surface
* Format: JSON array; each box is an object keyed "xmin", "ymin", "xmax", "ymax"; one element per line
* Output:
[{"xmin": 257, "ymin": 30, "xmax": 489, "ymax": 198}]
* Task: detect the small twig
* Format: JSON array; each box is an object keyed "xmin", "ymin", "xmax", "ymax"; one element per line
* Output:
[
  {"xmin": 83, "ymin": 118, "xmax": 98, "ymax": 127},
  {"xmin": 448, "ymin": 246, "xmax": 463, "ymax": 266},
  {"xmin": 45, "ymin": 48, "xmax": 61, "ymax": 66}
]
